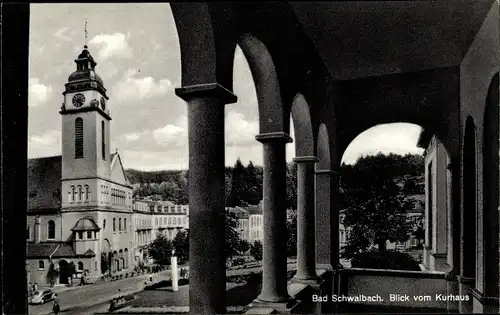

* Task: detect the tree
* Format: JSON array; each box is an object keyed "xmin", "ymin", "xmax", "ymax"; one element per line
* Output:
[
  {"xmin": 286, "ymin": 209, "xmax": 297, "ymax": 257},
  {"xmin": 236, "ymin": 239, "xmax": 251, "ymax": 254},
  {"xmin": 229, "ymin": 158, "xmax": 248, "ymax": 207},
  {"xmin": 46, "ymin": 263, "xmax": 59, "ymax": 287},
  {"xmin": 250, "ymin": 240, "xmax": 263, "ymax": 261},
  {"xmin": 225, "ymin": 209, "xmax": 241, "ymax": 263},
  {"xmin": 413, "ymin": 217, "xmax": 425, "ymax": 249},
  {"xmin": 146, "ymin": 233, "xmax": 173, "ymax": 266},
  {"xmin": 245, "ymin": 161, "xmax": 263, "ymax": 205},
  {"xmin": 286, "ymin": 162, "xmax": 298, "ymax": 210},
  {"xmin": 340, "ymin": 153, "xmax": 417, "ymax": 259},
  {"xmin": 173, "ymin": 229, "xmax": 189, "ymax": 262}
]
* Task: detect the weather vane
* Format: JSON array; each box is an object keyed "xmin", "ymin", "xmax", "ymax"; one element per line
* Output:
[{"xmin": 84, "ymin": 19, "xmax": 88, "ymax": 47}]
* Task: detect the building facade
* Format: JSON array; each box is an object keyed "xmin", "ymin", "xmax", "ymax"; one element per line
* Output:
[{"xmin": 417, "ymin": 131, "xmax": 451, "ymax": 272}]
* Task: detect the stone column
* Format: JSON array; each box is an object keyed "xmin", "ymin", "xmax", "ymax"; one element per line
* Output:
[
  {"xmin": 315, "ymin": 169, "xmax": 340, "ymax": 270},
  {"xmin": 255, "ymin": 132, "xmax": 292, "ymax": 304},
  {"xmin": 293, "ymin": 156, "xmax": 319, "ymax": 282},
  {"xmin": 175, "ymin": 83, "xmax": 237, "ymax": 315}
]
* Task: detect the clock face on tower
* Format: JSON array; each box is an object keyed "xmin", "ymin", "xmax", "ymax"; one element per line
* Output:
[
  {"xmin": 72, "ymin": 93, "xmax": 86, "ymax": 107},
  {"xmin": 100, "ymin": 97, "xmax": 106, "ymax": 110}
]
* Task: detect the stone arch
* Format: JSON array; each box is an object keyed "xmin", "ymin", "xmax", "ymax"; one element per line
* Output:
[
  {"xmin": 462, "ymin": 116, "xmax": 477, "ymax": 283},
  {"xmin": 238, "ymin": 33, "xmax": 287, "ymax": 134},
  {"xmin": 291, "ymin": 93, "xmax": 314, "ymax": 157},
  {"xmin": 170, "ymin": 3, "xmax": 235, "ymax": 89}
]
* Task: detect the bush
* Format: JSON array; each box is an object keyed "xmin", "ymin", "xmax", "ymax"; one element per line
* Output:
[{"xmin": 350, "ymin": 250, "xmax": 421, "ymax": 271}]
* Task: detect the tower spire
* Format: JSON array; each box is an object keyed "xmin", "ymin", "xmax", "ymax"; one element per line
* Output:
[{"xmin": 84, "ymin": 19, "xmax": 88, "ymax": 48}]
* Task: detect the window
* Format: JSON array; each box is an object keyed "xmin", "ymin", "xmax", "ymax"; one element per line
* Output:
[
  {"xmin": 70, "ymin": 186, "xmax": 76, "ymax": 203},
  {"xmin": 84, "ymin": 185, "xmax": 90, "ymax": 202},
  {"xmin": 47, "ymin": 220, "xmax": 55, "ymax": 239},
  {"xmin": 119, "ymin": 218, "xmax": 122, "ymax": 231},
  {"xmin": 103, "ymin": 219, "xmax": 106, "ymax": 229},
  {"xmin": 78, "ymin": 231, "xmax": 83, "ymax": 240},
  {"xmin": 124, "ymin": 218, "xmax": 127, "ymax": 232},
  {"xmin": 95, "ymin": 261, "xmax": 98, "ymax": 271},
  {"xmin": 38, "ymin": 260, "xmax": 45, "ymax": 270},
  {"xmin": 101, "ymin": 121, "xmax": 106, "ymax": 160},
  {"xmin": 77, "ymin": 261, "xmax": 84, "ymax": 271},
  {"xmin": 78, "ymin": 185, "xmax": 82, "ymax": 202},
  {"xmin": 113, "ymin": 218, "xmax": 116, "ymax": 232},
  {"xmin": 87, "ymin": 231, "xmax": 92, "ymax": 239},
  {"xmin": 75, "ymin": 118, "xmax": 84, "ymax": 158}
]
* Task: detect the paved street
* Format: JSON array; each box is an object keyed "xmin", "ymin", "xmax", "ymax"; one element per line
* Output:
[
  {"xmin": 28, "ymin": 261, "xmax": 297, "ymax": 314},
  {"xmin": 28, "ymin": 272, "xmax": 170, "ymax": 315}
]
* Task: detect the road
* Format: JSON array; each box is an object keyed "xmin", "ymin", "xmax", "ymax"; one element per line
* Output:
[
  {"xmin": 28, "ymin": 272, "xmax": 169, "ymax": 315},
  {"xmin": 28, "ymin": 261, "xmax": 297, "ymax": 314}
]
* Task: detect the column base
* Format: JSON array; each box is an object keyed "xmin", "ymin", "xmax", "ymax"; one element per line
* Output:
[
  {"xmin": 250, "ymin": 298, "xmax": 297, "ymax": 313},
  {"xmin": 291, "ymin": 275, "xmax": 321, "ymax": 286},
  {"xmin": 471, "ymin": 288, "xmax": 499, "ymax": 314},
  {"xmin": 457, "ymin": 276, "xmax": 474, "ymax": 314}
]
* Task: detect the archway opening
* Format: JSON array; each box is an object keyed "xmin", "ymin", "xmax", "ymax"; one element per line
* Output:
[
  {"xmin": 58, "ymin": 259, "xmax": 70, "ymax": 284},
  {"xmin": 339, "ymin": 123, "xmax": 450, "ymax": 272},
  {"xmin": 462, "ymin": 117, "xmax": 477, "ymax": 284}
]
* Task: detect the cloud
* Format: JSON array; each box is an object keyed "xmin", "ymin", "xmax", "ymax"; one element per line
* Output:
[
  {"xmin": 89, "ymin": 32, "xmax": 132, "ymax": 60},
  {"xmin": 342, "ymin": 123, "xmax": 424, "ymax": 165},
  {"xmin": 29, "ymin": 77, "xmax": 53, "ymax": 108},
  {"xmin": 225, "ymin": 110, "xmax": 259, "ymax": 147},
  {"xmin": 152, "ymin": 115, "xmax": 187, "ymax": 148},
  {"xmin": 123, "ymin": 130, "xmax": 150, "ymax": 142},
  {"xmin": 111, "ymin": 69, "xmax": 172, "ymax": 102},
  {"xmin": 54, "ymin": 27, "xmax": 72, "ymax": 41},
  {"xmin": 28, "ymin": 130, "xmax": 61, "ymax": 157}
]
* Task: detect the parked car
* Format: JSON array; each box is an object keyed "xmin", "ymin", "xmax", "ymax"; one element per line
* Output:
[{"xmin": 30, "ymin": 290, "xmax": 57, "ymax": 305}]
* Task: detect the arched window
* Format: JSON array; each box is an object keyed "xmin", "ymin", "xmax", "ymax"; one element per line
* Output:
[
  {"xmin": 78, "ymin": 231, "xmax": 83, "ymax": 240},
  {"xmin": 113, "ymin": 218, "xmax": 116, "ymax": 232},
  {"xmin": 87, "ymin": 231, "xmax": 92, "ymax": 239},
  {"xmin": 75, "ymin": 118, "xmax": 84, "ymax": 158},
  {"xmin": 101, "ymin": 121, "xmax": 106, "ymax": 160},
  {"xmin": 124, "ymin": 218, "xmax": 127, "ymax": 232},
  {"xmin": 47, "ymin": 220, "xmax": 55, "ymax": 239},
  {"xmin": 77, "ymin": 185, "xmax": 82, "ymax": 202},
  {"xmin": 84, "ymin": 185, "xmax": 90, "ymax": 202},
  {"xmin": 119, "ymin": 218, "xmax": 122, "ymax": 231},
  {"xmin": 38, "ymin": 260, "xmax": 45, "ymax": 269},
  {"xmin": 124, "ymin": 248, "xmax": 129, "ymax": 268},
  {"xmin": 95, "ymin": 261, "xmax": 98, "ymax": 271},
  {"xmin": 71, "ymin": 186, "xmax": 76, "ymax": 203},
  {"xmin": 103, "ymin": 219, "xmax": 106, "ymax": 229},
  {"xmin": 77, "ymin": 261, "xmax": 84, "ymax": 271}
]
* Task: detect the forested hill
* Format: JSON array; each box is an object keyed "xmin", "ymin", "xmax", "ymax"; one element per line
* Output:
[{"xmin": 125, "ymin": 152, "xmax": 425, "ymax": 207}]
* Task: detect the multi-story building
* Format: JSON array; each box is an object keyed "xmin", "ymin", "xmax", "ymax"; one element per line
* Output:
[
  {"xmin": 26, "ymin": 45, "xmax": 134, "ymax": 285},
  {"xmin": 226, "ymin": 204, "xmax": 263, "ymax": 244}
]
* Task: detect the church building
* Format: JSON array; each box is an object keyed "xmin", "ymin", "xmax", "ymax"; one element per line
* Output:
[{"xmin": 26, "ymin": 45, "xmax": 135, "ymax": 286}]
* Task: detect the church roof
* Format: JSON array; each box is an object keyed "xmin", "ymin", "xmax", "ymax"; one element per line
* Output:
[
  {"xmin": 27, "ymin": 242, "xmax": 74, "ymax": 258},
  {"xmin": 28, "ymin": 156, "xmax": 62, "ymax": 213},
  {"xmin": 71, "ymin": 217, "xmax": 101, "ymax": 231},
  {"xmin": 27, "ymin": 242, "xmax": 96, "ymax": 258}
]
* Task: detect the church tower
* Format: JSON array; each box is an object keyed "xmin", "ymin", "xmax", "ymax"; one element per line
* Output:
[{"xmin": 60, "ymin": 45, "xmax": 111, "ymax": 181}]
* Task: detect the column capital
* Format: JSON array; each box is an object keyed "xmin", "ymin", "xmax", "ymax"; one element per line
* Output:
[
  {"xmin": 456, "ymin": 275, "xmax": 475, "ymax": 284},
  {"xmin": 315, "ymin": 169, "xmax": 338, "ymax": 176},
  {"xmin": 255, "ymin": 132, "xmax": 293, "ymax": 143},
  {"xmin": 292, "ymin": 156, "xmax": 319, "ymax": 163},
  {"xmin": 175, "ymin": 83, "xmax": 237, "ymax": 104}
]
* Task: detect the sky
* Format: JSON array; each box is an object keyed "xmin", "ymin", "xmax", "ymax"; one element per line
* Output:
[{"xmin": 28, "ymin": 4, "xmax": 424, "ymax": 171}]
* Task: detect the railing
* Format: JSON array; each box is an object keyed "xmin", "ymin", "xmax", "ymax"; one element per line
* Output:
[{"xmin": 339, "ymin": 268, "xmax": 450, "ymax": 311}]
